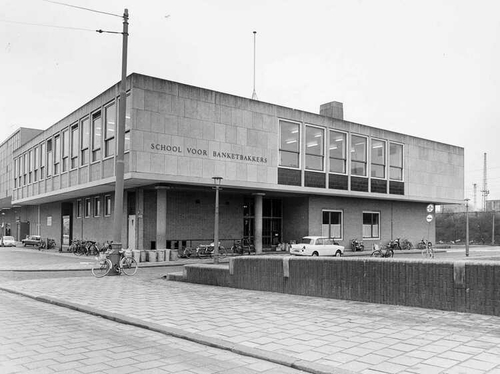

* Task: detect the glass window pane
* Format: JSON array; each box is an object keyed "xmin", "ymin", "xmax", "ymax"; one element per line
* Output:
[
  {"xmin": 81, "ymin": 118, "xmax": 89, "ymax": 150},
  {"xmin": 329, "ymin": 131, "xmax": 346, "ymax": 174},
  {"xmin": 390, "ymin": 143, "xmax": 403, "ymax": 167},
  {"xmin": 305, "ymin": 126, "xmax": 324, "ymax": 156},
  {"xmin": 351, "ymin": 135, "xmax": 367, "ymax": 176},
  {"xmin": 280, "ymin": 121, "xmax": 299, "ymax": 152}
]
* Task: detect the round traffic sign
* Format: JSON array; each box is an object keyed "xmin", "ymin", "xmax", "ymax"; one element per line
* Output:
[
  {"xmin": 427, "ymin": 204, "xmax": 434, "ymax": 213},
  {"xmin": 426, "ymin": 214, "xmax": 433, "ymax": 223}
]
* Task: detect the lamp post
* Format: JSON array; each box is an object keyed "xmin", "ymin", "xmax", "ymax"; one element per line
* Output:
[
  {"xmin": 212, "ymin": 177, "xmax": 223, "ymax": 264},
  {"xmin": 465, "ymin": 198, "xmax": 470, "ymax": 257}
]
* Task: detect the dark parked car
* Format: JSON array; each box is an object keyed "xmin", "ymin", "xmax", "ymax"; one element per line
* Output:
[{"xmin": 22, "ymin": 235, "xmax": 42, "ymax": 247}]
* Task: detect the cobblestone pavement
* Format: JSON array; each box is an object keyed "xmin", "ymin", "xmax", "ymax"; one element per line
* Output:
[
  {"xmin": 1, "ymin": 275, "xmax": 500, "ymax": 374},
  {"xmin": 0, "ymin": 290, "xmax": 305, "ymax": 374}
]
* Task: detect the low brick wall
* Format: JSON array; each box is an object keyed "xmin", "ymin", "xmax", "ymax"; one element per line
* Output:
[{"xmin": 182, "ymin": 256, "xmax": 500, "ymax": 316}]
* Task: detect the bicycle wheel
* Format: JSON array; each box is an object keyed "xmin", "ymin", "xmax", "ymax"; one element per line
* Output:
[
  {"xmin": 421, "ymin": 248, "xmax": 432, "ymax": 258},
  {"xmin": 371, "ymin": 250, "xmax": 382, "ymax": 257},
  {"xmin": 92, "ymin": 259, "xmax": 112, "ymax": 278},
  {"xmin": 120, "ymin": 257, "xmax": 138, "ymax": 276}
]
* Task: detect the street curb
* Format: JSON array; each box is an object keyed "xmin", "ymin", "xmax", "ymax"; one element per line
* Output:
[{"xmin": 0, "ymin": 285, "xmax": 355, "ymax": 374}]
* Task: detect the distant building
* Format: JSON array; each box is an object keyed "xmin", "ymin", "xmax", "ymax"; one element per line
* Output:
[{"xmin": 0, "ymin": 73, "xmax": 464, "ymax": 251}]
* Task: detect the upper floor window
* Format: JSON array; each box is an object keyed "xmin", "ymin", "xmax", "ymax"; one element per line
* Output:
[
  {"xmin": 81, "ymin": 117, "xmax": 90, "ymax": 166},
  {"xmin": 92, "ymin": 111, "xmax": 102, "ymax": 162},
  {"xmin": 28, "ymin": 150, "xmax": 33, "ymax": 183},
  {"xmin": 13, "ymin": 158, "xmax": 18, "ymax": 188},
  {"xmin": 33, "ymin": 146, "xmax": 39, "ymax": 182},
  {"xmin": 279, "ymin": 120, "xmax": 300, "ymax": 168},
  {"xmin": 117, "ymin": 94, "xmax": 132, "ymax": 152},
  {"xmin": 46, "ymin": 139, "xmax": 53, "ymax": 177},
  {"xmin": 305, "ymin": 125, "xmax": 324, "ymax": 171},
  {"xmin": 71, "ymin": 124, "xmax": 78, "ymax": 169},
  {"xmin": 22, "ymin": 153, "xmax": 27, "ymax": 185},
  {"xmin": 104, "ymin": 103, "xmax": 116, "ymax": 157},
  {"xmin": 40, "ymin": 143, "xmax": 46, "ymax": 179},
  {"xmin": 54, "ymin": 135, "xmax": 60, "ymax": 175},
  {"xmin": 76, "ymin": 199, "xmax": 82, "ymax": 218},
  {"xmin": 62, "ymin": 129, "xmax": 69, "ymax": 172},
  {"xmin": 351, "ymin": 135, "xmax": 367, "ymax": 177},
  {"xmin": 390, "ymin": 143, "xmax": 404, "ymax": 181},
  {"xmin": 371, "ymin": 139, "xmax": 386, "ymax": 179},
  {"xmin": 329, "ymin": 130, "xmax": 346, "ymax": 174},
  {"xmin": 363, "ymin": 211, "xmax": 380, "ymax": 239}
]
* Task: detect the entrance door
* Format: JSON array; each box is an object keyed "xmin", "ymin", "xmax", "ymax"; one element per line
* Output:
[{"xmin": 128, "ymin": 215, "xmax": 136, "ymax": 249}]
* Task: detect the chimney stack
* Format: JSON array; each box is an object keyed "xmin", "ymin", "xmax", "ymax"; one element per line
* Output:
[{"xmin": 320, "ymin": 101, "xmax": 344, "ymax": 120}]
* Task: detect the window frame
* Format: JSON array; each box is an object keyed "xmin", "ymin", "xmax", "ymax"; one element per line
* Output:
[
  {"xmin": 93, "ymin": 196, "xmax": 101, "ymax": 217},
  {"xmin": 84, "ymin": 198, "xmax": 91, "ymax": 218},
  {"xmin": 104, "ymin": 195, "xmax": 112, "ymax": 216},
  {"xmin": 104, "ymin": 102, "xmax": 116, "ymax": 158},
  {"xmin": 54, "ymin": 135, "xmax": 61, "ymax": 175},
  {"xmin": 370, "ymin": 138, "xmax": 386, "ymax": 179},
  {"xmin": 350, "ymin": 134, "xmax": 368, "ymax": 177},
  {"xmin": 76, "ymin": 199, "xmax": 82, "ymax": 218},
  {"xmin": 328, "ymin": 130, "xmax": 347, "ymax": 174},
  {"xmin": 80, "ymin": 117, "xmax": 90, "ymax": 166},
  {"xmin": 279, "ymin": 120, "xmax": 301, "ymax": 169},
  {"xmin": 305, "ymin": 124, "xmax": 325, "ymax": 172},
  {"xmin": 62, "ymin": 129, "xmax": 69, "ymax": 172},
  {"xmin": 92, "ymin": 111, "xmax": 102, "ymax": 163},
  {"xmin": 71, "ymin": 124, "xmax": 79, "ymax": 169},
  {"xmin": 362, "ymin": 211, "xmax": 380, "ymax": 240},
  {"xmin": 322, "ymin": 210, "xmax": 343, "ymax": 240},
  {"xmin": 389, "ymin": 142, "xmax": 404, "ymax": 181}
]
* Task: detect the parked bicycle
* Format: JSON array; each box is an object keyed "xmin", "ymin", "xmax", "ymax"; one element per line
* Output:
[
  {"xmin": 231, "ymin": 238, "xmax": 255, "ymax": 255},
  {"xmin": 421, "ymin": 240, "xmax": 434, "ymax": 259},
  {"xmin": 416, "ymin": 238, "xmax": 433, "ymax": 250},
  {"xmin": 351, "ymin": 238, "xmax": 365, "ymax": 252},
  {"xmin": 183, "ymin": 242, "xmax": 226, "ymax": 258},
  {"xmin": 91, "ymin": 248, "xmax": 138, "ymax": 278},
  {"xmin": 371, "ymin": 243, "xmax": 394, "ymax": 258}
]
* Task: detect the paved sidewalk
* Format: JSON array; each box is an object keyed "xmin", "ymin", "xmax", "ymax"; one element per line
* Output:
[{"xmin": 1, "ymin": 274, "xmax": 500, "ymax": 374}]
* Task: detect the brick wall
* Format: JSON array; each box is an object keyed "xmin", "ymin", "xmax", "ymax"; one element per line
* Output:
[{"xmin": 182, "ymin": 257, "xmax": 500, "ymax": 317}]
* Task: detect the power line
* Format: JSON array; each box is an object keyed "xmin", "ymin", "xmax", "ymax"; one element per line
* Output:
[
  {"xmin": 43, "ymin": 0, "xmax": 122, "ymax": 18},
  {"xmin": 0, "ymin": 18, "xmax": 96, "ymax": 32}
]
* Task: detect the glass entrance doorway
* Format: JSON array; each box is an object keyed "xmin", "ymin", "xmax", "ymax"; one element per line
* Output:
[{"xmin": 243, "ymin": 198, "xmax": 282, "ymax": 248}]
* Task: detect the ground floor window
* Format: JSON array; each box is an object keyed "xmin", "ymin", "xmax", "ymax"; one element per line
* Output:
[
  {"xmin": 363, "ymin": 211, "xmax": 380, "ymax": 239},
  {"xmin": 322, "ymin": 210, "xmax": 343, "ymax": 240}
]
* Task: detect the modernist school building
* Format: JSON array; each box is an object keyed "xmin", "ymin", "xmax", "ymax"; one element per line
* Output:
[{"xmin": 0, "ymin": 73, "xmax": 464, "ymax": 252}]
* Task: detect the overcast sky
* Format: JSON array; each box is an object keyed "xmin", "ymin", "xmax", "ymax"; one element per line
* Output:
[{"xmin": 1, "ymin": 0, "xmax": 499, "ymax": 205}]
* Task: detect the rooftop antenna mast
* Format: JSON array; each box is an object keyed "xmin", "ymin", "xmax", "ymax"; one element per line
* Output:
[{"xmin": 251, "ymin": 31, "xmax": 258, "ymax": 100}]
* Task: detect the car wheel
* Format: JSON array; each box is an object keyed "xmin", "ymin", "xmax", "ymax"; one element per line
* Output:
[
  {"xmin": 335, "ymin": 250, "xmax": 343, "ymax": 257},
  {"xmin": 312, "ymin": 251, "xmax": 319, "ymax": 256}
]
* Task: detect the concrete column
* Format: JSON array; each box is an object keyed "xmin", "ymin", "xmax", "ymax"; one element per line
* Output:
[
  {"xmin": 156, "ymin": 187, "xmax": 168, "ymax": 249},
  {"xmin": 137, "ymin": 189, "xmax": 144, "ymax": 250},
  {"xmin": 253, "ymin": 193, "xmax": 265, "ymax": 254}
]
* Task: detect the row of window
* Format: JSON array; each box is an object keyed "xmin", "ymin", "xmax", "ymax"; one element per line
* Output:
[
  {"xmin": 279, "ymin": 120, "xmax": 404, "ymax": 181},
  {"xmin": 13, "ymin": 95, "xmax": 131, "ymax": 189},
  {"xmin": 322, "ymin": 210, "xmax": 380, "ymax": 240},
  {"xmin": 76, "ymin": 195, "xmax": 112, "ymax": 218}
]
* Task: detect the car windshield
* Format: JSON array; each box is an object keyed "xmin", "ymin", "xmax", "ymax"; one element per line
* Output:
[
  {"xmin": 299, "ymin": 238, "xmax": 314, "ymax": 245},
  {"xmin": 3, "ymin": 236, "xmax": 14, "ymax": 240}
]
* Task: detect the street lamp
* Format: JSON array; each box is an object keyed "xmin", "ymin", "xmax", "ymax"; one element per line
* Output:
[
  {"xmin": 212, "ymin": 177, "xmax": 223, "ymax": 264},
  {"xmin": 465, "ymin": 198, "xmax": 470, "ymax": 257}
]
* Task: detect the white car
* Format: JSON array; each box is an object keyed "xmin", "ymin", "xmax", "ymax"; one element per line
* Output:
[
  {"xmin": 1, "ymin": 236, "xmax": 16, "ymax": 247},
  {"xmin": 290, "ymin": 236, "xmax": 344, "ymax": 257}
]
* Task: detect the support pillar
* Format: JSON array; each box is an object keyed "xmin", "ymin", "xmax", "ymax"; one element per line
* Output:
[
  {"xmin": 137, "ymin": 189, "xmax": 144, "ymax": 250},
  {"xmin": 156, "ymin": 187, "xmax": 168, "ymax": 249},
  {"xmin": 253, "ymin": 193, "xmax": 265, "ymax": 254}
]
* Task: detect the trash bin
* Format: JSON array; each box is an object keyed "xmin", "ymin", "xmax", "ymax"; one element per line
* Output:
[
  {"xmin": 147, "ymin": 250, "xmax": 157, "ymax": 262},
  {"xmin": 140, "ymin": 250, "xmax": 147, "ymax": 262},
  {"xmin": 157, "ymin": 249, "xmax": 165, "ymax": 262}
]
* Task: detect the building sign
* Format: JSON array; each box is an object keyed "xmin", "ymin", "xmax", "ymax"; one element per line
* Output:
[{"xmin": 150, "ymin": 143, "xmax": 268, "ymax": 164}]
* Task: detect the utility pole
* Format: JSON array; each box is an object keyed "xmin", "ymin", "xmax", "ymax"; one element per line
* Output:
[
  {"xmin": 109, "ymin": 8, "xmax": 129, "ymax": 274},
  {"xmin": 251, "ymin": 31, "xmax": 258, "ymax": 100},
  {"xmin": 481, "ymin": 153, "xmax": 489, "ymax": 211}
]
